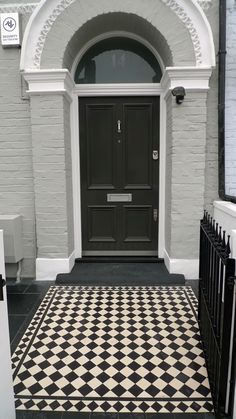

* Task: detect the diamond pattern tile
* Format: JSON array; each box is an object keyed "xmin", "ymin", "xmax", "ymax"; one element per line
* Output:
[{"xmin": 12, "ymin": 286, "xmax": 214, "ymax": 414}]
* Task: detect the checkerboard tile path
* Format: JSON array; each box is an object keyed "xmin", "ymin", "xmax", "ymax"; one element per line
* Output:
[{"xmin": 12, "ymin": 286, "xmax": 214, "ymax": 414}]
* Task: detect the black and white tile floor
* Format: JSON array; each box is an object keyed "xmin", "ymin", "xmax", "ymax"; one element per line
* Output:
[{"xmin": 7, "ymin": 281, "xmax": 215, "ymax": 419}]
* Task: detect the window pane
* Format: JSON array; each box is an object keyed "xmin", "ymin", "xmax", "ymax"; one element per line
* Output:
[{"xmin": 75, "ymin": 37, "xmax": 162, "ymax": 84}]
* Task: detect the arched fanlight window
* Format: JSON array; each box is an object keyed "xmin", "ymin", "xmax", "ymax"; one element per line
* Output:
[{"xmin": 74, "ymin": 37, "xmax": 162, "ymax": 84}]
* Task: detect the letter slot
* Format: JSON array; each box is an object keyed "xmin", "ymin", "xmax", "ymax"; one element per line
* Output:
[{"xmin": 107, "ymin": 194, "xmax": 132, "ymax": 202}]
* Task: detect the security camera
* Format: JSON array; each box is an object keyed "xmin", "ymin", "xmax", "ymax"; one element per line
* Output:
[{"xmin": 172, "ymin": 86, "xmax": 186, "ymax": 104}]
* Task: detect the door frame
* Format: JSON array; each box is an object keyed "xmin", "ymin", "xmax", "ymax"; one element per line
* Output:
[{"xmin": 71, "ymin": 83, "xmax": 166, "ymax": 259}]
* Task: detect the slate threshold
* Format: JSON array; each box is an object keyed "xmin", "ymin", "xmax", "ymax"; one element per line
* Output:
[{"xmin": 56, "ymin": 262, "xmax": 185, "ymax": 285}]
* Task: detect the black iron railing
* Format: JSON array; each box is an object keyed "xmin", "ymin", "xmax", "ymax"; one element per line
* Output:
[
  {"xmin": 0, "ymin": 274, "xmax": 5, "ymax": 301},
  {"xmin": 199, "ymin": 211, "xmax": 236, "ymax": 416}
]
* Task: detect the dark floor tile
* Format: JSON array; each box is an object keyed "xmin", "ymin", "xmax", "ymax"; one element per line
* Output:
[
  {"xmin": 25, "ymin": 281, "xmax": 54, "ymax": 294},
  {"xmin": 91, "ymin": 414, "xmax": 118, "ymax": 419},
  {"xmin": 16, "ymin": 412, "xmax": 60, "ymax": 419},
  {"xmin": 8, "ymin": 314, "xmax": 27, "ymax": 342},
  {"xmin": 7, "ymin": 283, "xmax": 29, "ymax": 294},
  {"xmin": 16, "ymin": 412, "xmax": 35, "ymax": 419},
  {"xmin": 119, "ymin": 415, "xmax": 146, "ymax": 419},
  {"xmin": 174, "ymin": 415, "xmax": 205, "ymax": 419},
  {"xmin": 33, "ymin": 412, "xmax": 63, "ymax": 419},
  {"xmin": 62, "ymin": 413, "xmax": 89, "ymax": 419},
  {"xmin": 6, "ymin": 278, "xmax": 18, "ymax": 284},
  {"xmin": 7, "ymin": 293, "xmax": 40, "ymax": 315},
  {"xmin": 146, "ymin": 414, "xmax": 175, "ymax": 419},
  {"xmin": 204, "ymin": 414, "xmax": 216, "ymax": 419}
]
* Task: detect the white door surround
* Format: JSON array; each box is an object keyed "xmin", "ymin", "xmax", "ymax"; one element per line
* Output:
[
  {"xmin": 24, "ymin": 66, "xmax": 212, "ymax": 280},
  {"xmin": 73, "ymin": 83, "xmax": 164, "ymax": 260}
]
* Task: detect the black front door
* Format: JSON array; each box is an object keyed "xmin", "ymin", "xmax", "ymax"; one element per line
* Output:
[{"xmin": 79, "ymin": 97, "xmax": 159, "ymax": 256}]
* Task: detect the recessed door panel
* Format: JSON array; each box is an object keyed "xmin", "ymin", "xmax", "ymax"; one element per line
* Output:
[
  {"xmin": 86, "ymin": 104, "xmax": 116, "ymax": 189},
  {"xmin": 123, "ymin": 206, "xmax": 152, "ymax": 242},
  {"xmin": 79, "ymin": 97, "xmax": 159, "ymax": 255},
  {"xmin": 88, "ymin": 206, "xmax": 117, "ymax": 242},
  {"xmin": 123, "ymin": 104, "xmax": 152, "ymax": 189}
]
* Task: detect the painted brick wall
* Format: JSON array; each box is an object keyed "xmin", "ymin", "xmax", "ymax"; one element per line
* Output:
[
  {"xmin": 225, "ymin": 0, "xmax": 236, "ymax": 197},
  {"xmin": 30, "ymin": 94, "xmax": 74, "ymax": 259},
  {"xmin": 0, "ymin": 11, "xmax": 36, "ymax": 277},
  {"xmin": 166, "ymin": 92, "xmax": 207, "ymax": 259},
  {"xmin": 204, "ymin": 0, "xmax": 219, "ymax": 211}
]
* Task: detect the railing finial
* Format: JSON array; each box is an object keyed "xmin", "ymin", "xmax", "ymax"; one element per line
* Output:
[
  {"xmin": 222, "ymin": 230, "xmax": 226, "ymax": 249},
  {"xmin": 226, "ymin": 235, "xmax": 231, "ymax": 256}
]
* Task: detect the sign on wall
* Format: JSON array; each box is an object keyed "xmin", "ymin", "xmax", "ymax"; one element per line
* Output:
[{"xmin": 0, "ymin": 13, "xmax": 20, "ymax": 47}]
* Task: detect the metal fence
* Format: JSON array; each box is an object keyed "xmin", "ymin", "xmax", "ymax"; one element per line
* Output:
[{"xmin": 199, "ymin": 211, "xmax": 236, "ymax": 416}]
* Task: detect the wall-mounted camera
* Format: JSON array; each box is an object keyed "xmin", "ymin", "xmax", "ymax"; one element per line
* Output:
[{"xmin": 171, "ymin": 86, "xmax": 186, "ymax": 105}]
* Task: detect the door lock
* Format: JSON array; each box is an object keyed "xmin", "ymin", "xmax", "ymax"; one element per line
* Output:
[
  {"xmin": 153, "ymin": 150, "xmax": 158, "ymax": 160},
  {"xmin": 0, "ymin": 275, "xmax": 6, "ymax": 301}
]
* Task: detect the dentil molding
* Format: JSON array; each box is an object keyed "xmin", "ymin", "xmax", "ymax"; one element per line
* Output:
[
  {"xmin": 33, "ymin": 0, "xmax": 203, "ymax": 68},
  {"xmin": 161, "ymin": 0, "xmax": 202, "ymax": 64},
  {"xmin": 34, "ymin": 0, "xmax": 76, "ymax": 68}
]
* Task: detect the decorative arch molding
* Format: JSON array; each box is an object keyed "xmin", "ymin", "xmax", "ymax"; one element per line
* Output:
[
  {"xmin": 20, "ymin": 0, "xmax": 215, "ymax": 71},
  {"xmin": 0, "ymin": 0, "xmax": 212, "ymax": 15}
]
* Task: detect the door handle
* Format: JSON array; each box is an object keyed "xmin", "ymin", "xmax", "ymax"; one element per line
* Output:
[
  {"xmin": 153, "ymin": 209, "xmax": 158, "ymax": 222},
  {"xmin": 117, "ymin": 120, "xmax": 121, "ymax": 133},
  {"xmin": 0, "ymin": 275, "xmax": 6, "ymax": 301}
]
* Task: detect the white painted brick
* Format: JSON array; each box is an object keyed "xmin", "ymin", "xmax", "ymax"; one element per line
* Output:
[
  {"xmin": 30, "ymin": 94, "xmax": 74, "ymax": 259},
  {"xmin": 165, "ymin": 92, "xmax": 207, "ymax": 259},
  {"xmin": 225, "ymin": 1, "xmax": 236, "ymax": 196}
]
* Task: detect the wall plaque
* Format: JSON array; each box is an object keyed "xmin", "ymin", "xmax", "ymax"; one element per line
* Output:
[{"xmin": 1, "ymin": 13, "xmax": 20, "ymax": 47}]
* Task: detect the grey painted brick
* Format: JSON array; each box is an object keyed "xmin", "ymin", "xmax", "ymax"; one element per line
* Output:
[
  {"xmin": 165, "ymin": 92, "xmax": 207, "ymax": 259},
  {"xmin": 203, "ymin": 0, "xmax": 219, "ymax": 209},
  {"xmin": 0, "ymin": 13, "xmax": 36, "ymax": 278},
  {"xmin": 225, "ymin": 0, "xmax": 236, "ymax": 196},
  {"xmin": 30, "ymin": 94, "xmax": 74, "ymax": 259}
]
